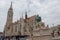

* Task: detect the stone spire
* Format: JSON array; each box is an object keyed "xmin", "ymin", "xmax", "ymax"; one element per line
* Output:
[
  {"xmin": 4, "ymin": 2, "xmax": 14, "ymax": 36},
  {"xmin": 25, "ymin": 11, "xmax": 28, "ymax": 19},
  {"xmin": 9, "ymin": 2, "xmax": 13, "ymax": 10},
  {"xmin": 6, "ymin": 2, "xmax": 13, "ymax": 27}
]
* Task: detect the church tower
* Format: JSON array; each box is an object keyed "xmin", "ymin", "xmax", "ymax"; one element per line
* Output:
[
  {"xmin": 6, "ymin": 2, "xmax": 13, "ymax": 27},
  {"xmin": 4, "ymin": 2, "xmax": 13, "ymax": 36}
]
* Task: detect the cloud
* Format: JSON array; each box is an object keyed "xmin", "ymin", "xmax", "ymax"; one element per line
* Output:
[{"xmin": 0, "ymin": 0, "xmax": 60, "ymax": 32}]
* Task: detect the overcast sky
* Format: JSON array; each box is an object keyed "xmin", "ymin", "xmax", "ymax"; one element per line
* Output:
[{"xmin": 0, "ymin": 0, "xmax": 60, "ymax": 32}]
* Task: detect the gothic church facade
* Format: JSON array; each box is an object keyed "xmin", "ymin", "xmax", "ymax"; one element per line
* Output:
[{"xmin": 4, "ymin": 2, "xmax": 51, "ymax": 40}]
